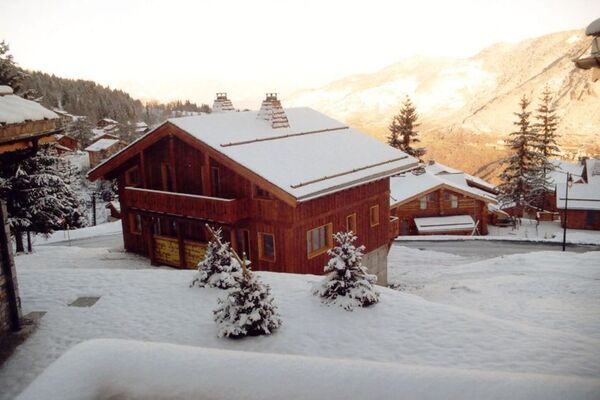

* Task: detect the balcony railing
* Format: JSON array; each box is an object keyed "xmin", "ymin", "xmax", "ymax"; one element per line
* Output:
[{"xmin": 123, "ymin": 187, "xmax": 247, "ymax": 224}]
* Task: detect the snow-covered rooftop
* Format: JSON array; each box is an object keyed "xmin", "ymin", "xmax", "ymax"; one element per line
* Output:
[
  {"xmin": 548, "ymin": 160, "xmax": 585, "ymax": 187},
  {"xmin": 390, "ymin": 163, "xmax": 496, "ymax": 207},
  {"xmin": 169, "ymin": 107, "xmax": 418, "ymax": 201},
  {"xmin": 0, "ymin": 85, "xmax": 58, "ymax": 125},
  {"xmin": 85, "ymin": 138, "xmax": 121, "ymax": 152},
  {"xmin": 414, "ymin": 215, "xmax": 475, "ymax": 233},
  {"xmin": 555, "ymin": 159, "xmax": 600, "ymax": 210}
]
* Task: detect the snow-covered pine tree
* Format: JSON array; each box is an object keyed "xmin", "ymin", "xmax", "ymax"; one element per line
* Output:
[
  {"xmin": 213, "ymin": 270, "xmax": 282, "ymax": 338},
  {"xmin": 191, "ymin": 227, "xmax": 241, "ymax": 289},
  {"xmin": 498, "ymin": 95, "xmax": 539, "ymax": 216},
  {"xmin": 388, "ymin": 96, "xmax": 426, "ymax": 160},
  {"xmin": 0, "ymin": 146, "xmax": 86, "ymax": 252},
  {"xmin": 531, "ymin": 85, "xmax": 560, "ymax": 210},
  {"xmin": 313, "ymin": 231, "xmax": 379, "ymax": 311}
]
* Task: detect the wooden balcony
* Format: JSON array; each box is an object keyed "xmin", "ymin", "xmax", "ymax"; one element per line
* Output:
[
  {"xmin": 123, "ymin": 187, "xmax": 247, "ymax": 224},
  {"xmin": 389, "ymin": 216, "xmax": 400, "ymax": 241}
]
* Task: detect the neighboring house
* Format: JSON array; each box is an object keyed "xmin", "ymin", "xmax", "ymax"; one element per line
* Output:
[
  {"xmin": 0, "ymin": 85, "xmax": 61, "ymax": 155},
  {"xmin": 97, "ymin": 118, "xmax": 119, "ymax": 129},
  {"xmin": 87, "ymin": 93, "xmax": 418, "ymax": 284},
  {"xmin": 556, "ymin": 158, "xmax": 600, "ymax": 230},
  {"xmin": 85, "ymin": 138, "xmax": 127, "ymax": 168},
  {"xmin": 390, "ymin": 161, "xmax": 497, "ymax": 235},
  {"xmin": 55, "ymin": 133, "xmax": 79, "ymax": 152},
  {"xmin": 91, "ymin": 129, "xmax": 119, "ymax": 143}
]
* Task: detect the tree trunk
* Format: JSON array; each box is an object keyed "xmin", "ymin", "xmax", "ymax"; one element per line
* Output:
[
  {"xmin": 27, "ymin": 230, "xmax": 32, "ymax": 253},
  {"xmin": 14, "ymin": 230, "xmax": 24, "ymax": 253}
]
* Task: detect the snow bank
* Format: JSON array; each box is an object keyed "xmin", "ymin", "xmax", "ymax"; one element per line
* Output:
[{"xmin": 16, "ymin": 339, "xmax": 600, "ymax": 400}]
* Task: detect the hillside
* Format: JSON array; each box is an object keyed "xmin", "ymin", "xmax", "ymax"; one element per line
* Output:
[{"xmin": 287, "ymin": 30, "xmax": 600, "ymax": 178}]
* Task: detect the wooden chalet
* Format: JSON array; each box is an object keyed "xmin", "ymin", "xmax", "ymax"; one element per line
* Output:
[
  {"xmin": 0, "ymin": 85, "xmax": 61, "ymax": 156},
  {"xmin": 97, "ymin": 118, "xmax": 119, "ymax": 129},
  {"xmin": 55, "ymin": 133, "xmax": 79, "ymax": 152},
  {"xmin": 390, "ymin": 161, "xmax": 497, "ymax": 235},
  {"xmin": 85, "ymin": 137, "xmax": 128, "ymax": 168},
  {"xmin": 556, "ymin": 159, "xmax": 600, "ymax": 230},
  {"xmin": 88, "ymin": 93, "xmax": 418, "ymax": 284}
]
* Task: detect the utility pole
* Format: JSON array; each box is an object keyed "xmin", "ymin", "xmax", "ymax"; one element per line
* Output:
[{"xmin": 562, "ymin": 173, "xmax": 573, "ymax": 252}]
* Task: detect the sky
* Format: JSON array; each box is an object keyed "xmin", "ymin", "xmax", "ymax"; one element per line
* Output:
[{"xmin": 1, "ymin": 0, "xmax": 599, "ymax": 107}]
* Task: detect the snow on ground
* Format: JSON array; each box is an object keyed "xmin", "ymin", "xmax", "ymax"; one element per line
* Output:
[
  {"xmin": 1, "ymin": 243, "xmax": 600, "ymax": 399},
  {"xmin": 16, "ymin": 339, "xmax": 600, "ymax": 400}
]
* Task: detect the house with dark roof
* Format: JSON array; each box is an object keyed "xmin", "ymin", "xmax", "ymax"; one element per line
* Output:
[{"xmin": 87, "ymin": 93, "xmax": 417, "ymax": 284}]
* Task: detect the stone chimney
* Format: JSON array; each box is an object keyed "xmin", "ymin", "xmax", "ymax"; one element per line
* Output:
[
  {"xmin": 257, "ymin": 93, "xmax": 289, "ymax": 129},
  {"xmin": 212, "ymin": 93, "xmax": 235, "ymax": 113}
]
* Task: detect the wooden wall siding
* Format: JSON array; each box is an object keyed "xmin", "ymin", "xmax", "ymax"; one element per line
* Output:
[
  {"xmin": 560, "ymin": 210, "xmax": 600, "ymax": 230},
  {"xmin": 0, "ymin": 119, "xmax": 59, "ymax": 143},
  {"xmin": 392, "ymin": 187, "xmax": 489, "ymax": 235}
]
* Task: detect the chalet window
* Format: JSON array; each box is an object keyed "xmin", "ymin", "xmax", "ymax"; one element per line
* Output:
[
  {"xmin": 211, "ymin": 167, "xmax": 221, "ymax": 197},
  {"xmin": 346, "ymin": 213, "xmax": 357, "ymax": 233},
  {"xmin": 254, "ymin": 185, "xmax": 271, "ymax": 199},
  {"xmin": 235, "ymin": 229, "xmax": 251, "ymax": 259},
  {"xmin": 161, "ymin": 163, "xmax": 174, "ymax": 192},
  {"xmin": 419, "ymin": 196, "xmax": 428, "ymax": 209},
  {"xmin": 450, "ymin": 194, "xmax": 458, "ymax": 208},
  {"xmin": 307, "ymin": 223, "xmax": 333, "ymax": 258},
  {"xmin": 153, "ymin": 217, "xmax": 162, "ymax": 235},
  {"xmin": 125, "ymin": 166, "xmax": 140, "ymax": 187},
  {"xmin": 370, "ymin": 205, "xmax": 380, "ymax": 227},
  {"xmin": 129, "ymin": 214, "xmax": 142, "ymax": 234},
  {"xmin": 258, "ymin": 232, "xmax": 275, "ymax": 262}
]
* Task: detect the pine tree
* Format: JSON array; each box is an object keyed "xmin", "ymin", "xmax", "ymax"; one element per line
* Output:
[
  {"xmin": 498, "ymin": 95, "xmax": 539, "ymax": 215},
  {"xmin": 0, "ymin": 147, "xmax": 86, "ymax": 251},
  {"xmin": 531, "ymin": 85, "xmax": 560, "ymax": 209},
  {"xmin": 191, "ymin": 227, "xmax": 241, "ymax": 289},
  {"xmin": 388, "ymin": 96, "xmax": 426, "ymax": 159},
  {"xmin": 313, "ymin": 231, "xmax": 379, "ymax": 311},
  {"xmin": 0, "ymin": 40, "xmax": 28, "ymax": 93},
  {"xmin": 213, "ymin": 271, "xmax": 282, "ymax": 338}
]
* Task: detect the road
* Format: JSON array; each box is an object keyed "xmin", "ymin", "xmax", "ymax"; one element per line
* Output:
[
  {"xmin": 45, "ymin": 233, "xmax": 123, "ymax": 249},
  {"xmin": 47, "ymin": 232, "xmax": 600, "ymax": 260},
  {"xmin": 395, "ymin": 240, "xmax": 600, "ymax": 259}
]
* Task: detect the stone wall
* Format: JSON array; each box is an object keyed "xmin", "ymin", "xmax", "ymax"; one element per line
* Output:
[{"xmin": 363, "ymin": 244, "xmax": 388, "ymax": 286}]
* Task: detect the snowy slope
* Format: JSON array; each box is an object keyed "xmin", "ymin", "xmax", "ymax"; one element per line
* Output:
[
  {"xmin": 2, "ymin": 245, "xmax": 600, "ymax": 399},
  {"xmin": 16, "ymin": 339, "xmax": 600, "ymax": 400}
]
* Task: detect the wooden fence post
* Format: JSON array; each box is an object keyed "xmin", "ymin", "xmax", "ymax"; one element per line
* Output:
[{"xmin": 0, "ymin": 200, "xmax": 21, "ymax": 332}]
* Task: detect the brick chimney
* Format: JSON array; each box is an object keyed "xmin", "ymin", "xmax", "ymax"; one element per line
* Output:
[
  {"xmin": 257, "ymin": 93, "xmax": 289, "ymax": 129},
  {"xmin": 212, "ymin": 93, "xmax": 235, "ymax": 113}
]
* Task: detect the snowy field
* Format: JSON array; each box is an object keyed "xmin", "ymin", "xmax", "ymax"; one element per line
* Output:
[{"xmin": 1, "ymin": 241, "xmax": 600, "ymax": 398}]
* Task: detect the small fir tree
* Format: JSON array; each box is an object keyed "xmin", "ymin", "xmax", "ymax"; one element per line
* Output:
[
  {"xmin": 191, "ymin": 227, "xmax": 241, "ymax": 289},
  {"xmin": 498, "ymin": 95, "xmax": 539, "ymax": 215},
  {"xmin": 313, "ymin": 231, "xmax": 379, "ymax": 311},
  {"xmin": 214, "ymin": 271, "xmax": 282, "ymax": 338},
  {"xmin": 531, "ymin": 85, "xmax": 560, "ymax": 209},
  {"xmin": 388, "ymin": 96, "xmax": 426, "ymax": 160}
]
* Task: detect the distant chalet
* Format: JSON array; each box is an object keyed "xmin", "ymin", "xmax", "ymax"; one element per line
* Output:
[
  {"xmin": 556, "ymin": 158, "xmax": 600, "ymax": 230},
  {"xmin": 88, "ymin": 93, "xmax": 418, "ymax": 284},
  {"xmin": 390, "ymin": 161, "xmax": 498, "ymax": 235}
]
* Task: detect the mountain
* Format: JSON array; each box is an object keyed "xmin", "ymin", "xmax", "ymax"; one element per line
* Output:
[{"xmin": 286, "ymin": 30, "xmax": 600, "ymax": 180}]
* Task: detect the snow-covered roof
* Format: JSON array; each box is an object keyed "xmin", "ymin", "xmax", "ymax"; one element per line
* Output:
[
  {"xmin": 547, "ymin": 160, "xmax": 585, "ymax": 187},
  {"xmin": 414, "ymin": 215, "xmax": 475, "ymax": 233},
  {"xmin": 584, "ymin": 159, "xmax": 600, "ymax": 184},
  {"xmin": 427, "ymin": 161, "xmax": 496, "ymax": 193},
  {"xmin": 168, "ymin": 107, "xmax": 418, "ymax": 201},
  {"xmin": 85, "ymin": 138, "xmax": 121, "ymax": 152},
  {"xmin": 0, "ymin": 85, "xmax": 58, "ymax": 125},
  {"xmin": 100, "ymin": 118, "xmax": 118, "ymax": 124},
  {"xmin": 136, "ymin": 122, "xmax": 148, "ymax": 128},
  {"xmin": 390, "ymin": 167, "xmax": 496, "ymax": 207},
  {"xmin": 556, "ymin": 183, "xmax": 600, "ymax": 210}
]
